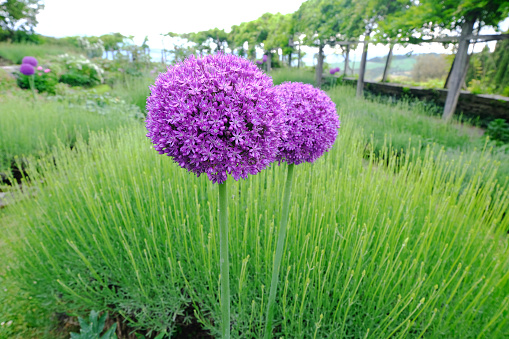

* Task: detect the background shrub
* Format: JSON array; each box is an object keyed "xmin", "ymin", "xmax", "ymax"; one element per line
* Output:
[
  {"xmin": 411, "ymin": 54, "xmax": 449, "ymax": 82},
  {"xmin": 55, "ymin": 54, "xmax": 104, "ymax": 88},
  {"xmin": 16, "ymin": 70, "xmax": 58, "ymax": 94}
]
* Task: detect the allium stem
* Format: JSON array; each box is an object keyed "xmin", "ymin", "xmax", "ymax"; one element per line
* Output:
[
  {"xmin": 219, "ymin": 181, "xmax": 230, "ymax": 339},
  {"xmin": 265, "ymin": 163, "xmax": 294, "ymax": 338},
  {"xmin": 29, "ymin": 75, "xmax": 36, "ymax": 101}
]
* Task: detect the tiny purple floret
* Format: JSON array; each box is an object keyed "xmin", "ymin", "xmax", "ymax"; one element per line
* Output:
[
  {"xmin": 22, "ymin": 56, "xmax": 38, "ymax": 67},
  {"xmin": 145, "ymin": 53, "xmax": 287, "ymax": 184},
  {"xmin": 275, "ymin": 82, "xmax": 340, "ymax": 165},
  {"xmin": 20, "ymin": 63, "xmax": 35, "ymax": 76}
]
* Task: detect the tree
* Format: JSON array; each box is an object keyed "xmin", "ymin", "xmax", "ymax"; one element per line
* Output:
[
  {"xmin": 0, "ymin": 0, "xmax": 43, "ymax": 41},
  {"xmin": 262, "ymin": 13, "xmax": 296, "ymax": 69},
  {"xmin": 384, "ymin": 0, "xmax": 509, "ymax": 120},
  {"xmin": 100, "ymin": 33, "xmax": 125, "ymax": 59},
  {"xmin": 338, "ymin": 0, "xmax": 409, "ymax": 96},
  {"xmin": 181, "ymin": 28, "xmax": 229, "ymax": 54},
  {"xmin": 295, "ymin": 0, "xmax": 345, "ymax": 86}
]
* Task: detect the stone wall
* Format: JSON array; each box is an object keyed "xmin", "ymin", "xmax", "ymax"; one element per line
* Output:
[{"xmin": 341, "ymin": 78, "xmax": 509, "ymax": 123}]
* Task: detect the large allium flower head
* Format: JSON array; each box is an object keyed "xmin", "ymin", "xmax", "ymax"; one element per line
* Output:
[
  {"xmin": 20, "ymin": 63, "xmax": 35, "ymax": 76},
  {"xmin": 275, "ymin": 82, "xmax": 340, "ymax": 165},
  {"xmin": 22, "ymin": 56, "xmax": 38, "ymax": 67},
  {"xmin": 329, "ymin": 69, "xmax": 336, "ymax": 75},
  {"xmin": 146, "ymin": 53, "xmax": 287, "ymax": 184}
]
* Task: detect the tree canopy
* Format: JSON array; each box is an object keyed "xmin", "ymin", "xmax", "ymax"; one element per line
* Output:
[
  {"xmin": 384, "ymin": 0, "xmax": 509, "ymax": 40},
  {"xmin": 0, "ymin": 0, "xmax": 43, "ymax": 41}
]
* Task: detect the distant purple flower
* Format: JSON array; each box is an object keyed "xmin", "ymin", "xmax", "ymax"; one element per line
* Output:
[
  {"xmin": 22, "ymin": 56, "xmax": 38, "ymax": 67},
  {"xmin": 329, "ymin": 67, "xmax": 341, "ymax": 75},
  {"xmin": 256, "ymin": 60, "xmax": 263, "ymax": 65},
  {"xmin": 275, "ymin": 82, "xmax": 340, "ymax": 165},
  {"xmin": 262, "ymin": 55, "xmax": 268, "ymax": 63},
  {"xmin": 146, "ymin": 53, "xmax": 287, "ymax": 184},
  {"xmin": 44, "ymin": 69, "xmax": 50, "ymax": 73},
  {"xmin": 20, "ymin": 63, "xmax": 35, "ymax": 76}
]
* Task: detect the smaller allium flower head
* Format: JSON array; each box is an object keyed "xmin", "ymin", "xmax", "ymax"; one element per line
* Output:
[
  {"xmin": 262, "ymin": 55, "xmax": 268, "ymax": 63},
  {"xmin": 146, "ymin": 53, "xmax": 287, "ymax": 183},
  {"xmin": 20, "ymin": 63, "xmax": 35, "ymax": 76},
  {"xmin": 256, "ymin": 60, "xmax": 263, "ymax": 65},
  {"xmin": 22, "ymin": 56, "xmax": 38, "ymax": 67},
  {"xmin": 275, "ymin": 82, "xmax": 340, "ymax": 165},
  {"xmin": 44, "ymin": 68, "xmax": 50, "ymax": 73},
  {"xmin": 329, "ymin": 69, "xmax": 336, "ymax": 75}
]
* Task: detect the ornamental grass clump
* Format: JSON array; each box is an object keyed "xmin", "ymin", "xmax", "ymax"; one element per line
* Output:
[
  {"xmin": 145, "ymin": 53, "xmax": 286, "ymax": 338},
  {"xmin": 265, "ymin": 81, "xmax": 340, "ymax": 338}
]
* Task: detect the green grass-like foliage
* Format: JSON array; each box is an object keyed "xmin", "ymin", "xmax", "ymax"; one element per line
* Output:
[
  {"xmin": 5, "ymin": 86, "xmax": 509, "ymax": 337},
  {"xmin": 269, "ymin": 68, "xmax": 315, "ymax": 86},
  {"xmin": 0, "ymin": 42, "xmax": 78, "ymax": 64},
  {"xmin": 331, "ymin": 86, "xmax": 509, "ymax": 185},
  {"xmin": 110, "ymin": 74, "xmax": 155, "ymax": 115},
  {"xmin": 0, "ymin": 96, "xmax": 134, "ymax": 173}
]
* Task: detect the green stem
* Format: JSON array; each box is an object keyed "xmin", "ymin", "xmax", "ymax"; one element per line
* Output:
[
  {"xmin": 219, "ymin": 181, "xmax": 230, "ymax": 339},
  {"xmin": 29, "ymin": 75, "xmax": 36, "ymax": 101},
  {"xmin": 265, "ymin": 163, "xmax": 295, "ymax": 338}
]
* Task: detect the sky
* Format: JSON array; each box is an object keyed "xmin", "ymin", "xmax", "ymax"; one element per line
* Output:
[
  {"xmin": 35, "ymin": 0, "xmax": 307, "ymax": 46},
  {"xmin": 34, "ymin": 0, "xmax": 509, "ymax": 64}
]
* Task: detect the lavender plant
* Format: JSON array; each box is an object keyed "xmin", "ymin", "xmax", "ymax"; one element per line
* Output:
[
  {"xmin": 145, "ymin": 53, "xmax": 286, "ymax": 338},
  {"xmin": 265, "ymin": 82, "xmax": 340, "ymax": 338}
]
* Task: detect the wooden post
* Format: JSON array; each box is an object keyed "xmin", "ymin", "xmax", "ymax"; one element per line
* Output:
[
  {"xmin": 356, "ymin": 37, "xmax": 369, "ymax": 97},
  {"xmin": 443, "ymin": 18, "xmax": 475, "ymax": 121},
  {"xmin": 315, "ymin": 43, "xmax": 324, "ymax": 87},
  {"xmin": 381, "ymin": 44, "xmax": 393, "ymax": 82},
  {"xmin": 343, "ymin": 45, "xmax": 350, "ymax": 77}
]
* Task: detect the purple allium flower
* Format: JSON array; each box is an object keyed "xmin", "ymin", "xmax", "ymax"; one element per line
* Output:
[
  {"xmin": 329, "ymin": 69, "xmax": 336, "ymax": 75},
  {"xmin": 335, "ymin": 67, "xmax": 340, "ymax": 73},
  {"xmin": 275, "ymin": 82, "xmax": 340, "ymax": 165},
  {"xmin": 146, "ymin": 53, "xmax": 287, "ymax": 184},
  {"xmin": 22, "ymin": 56, "xmax": 38, "ymax": 67},
  {"xmin": 262, "ymin": 55, "xmax": 268, "ymax": 63},
  {"xmin": 256, "ymin": 60, "xmax": 263, "ymax": 65},
  {"xmin": 20, "ymin": 63, "xmax": 35, "ymax": 76}
]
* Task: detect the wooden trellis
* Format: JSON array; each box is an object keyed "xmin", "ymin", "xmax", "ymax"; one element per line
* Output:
[{"xmin": 331, "ymin": 33, "xmax": 509, "ymax": 119}]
